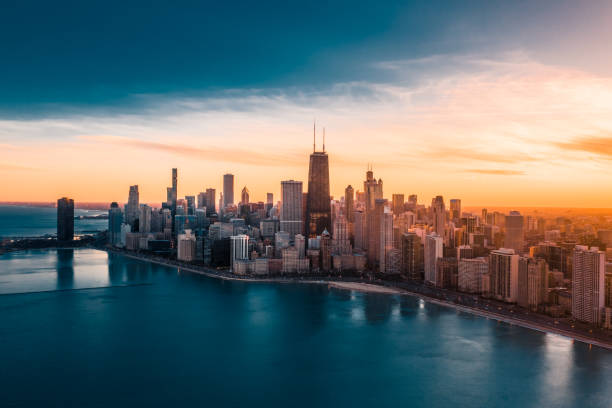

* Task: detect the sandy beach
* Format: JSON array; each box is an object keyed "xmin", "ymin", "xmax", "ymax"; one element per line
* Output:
[{"xmin": 327, "ymin": 281, "xmax": 405, "ymax": 294}]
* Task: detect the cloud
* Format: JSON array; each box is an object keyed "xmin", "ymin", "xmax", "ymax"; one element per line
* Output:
[
  {"xmin": 0, "ymin": 163, "xmax": 38, "ymax": 171},
  {"xmin": 463, "ymin": 169, "xmax": 525, "ymax": 175},
  {"xmin": 79, "ymin": 135, "xmax": 310, "ymax": 167},
  {"xmin": 555, "ymin": 135, "xmax": 612, "ymax": 159}
]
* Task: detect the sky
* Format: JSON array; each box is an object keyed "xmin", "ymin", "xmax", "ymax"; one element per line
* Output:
[{"xmin": 2, "ymin": 0, "xmax": 612, "ymax": 207}]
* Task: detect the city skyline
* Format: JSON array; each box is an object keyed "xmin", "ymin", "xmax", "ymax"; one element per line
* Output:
[{"xmin": 2, "ymin": 2, "xmax": 612, "ymax": 207}]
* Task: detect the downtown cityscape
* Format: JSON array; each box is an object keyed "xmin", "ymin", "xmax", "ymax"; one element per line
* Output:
[
  {"xmin": 39, "ymin": 129, "xmax": 612, "ymax": 345},
  {"xmin": 3, "ymin": 1, "xmax": 612, "ymax": 407}
]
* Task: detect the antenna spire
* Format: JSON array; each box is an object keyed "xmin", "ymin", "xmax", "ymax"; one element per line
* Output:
[
  {"xmin": 323, "ymin": 127, "xmax": 326, "ymax": 152},
  {"xmin": 313, "ymin": 120, "xmax": 316, "ymax": 153}
]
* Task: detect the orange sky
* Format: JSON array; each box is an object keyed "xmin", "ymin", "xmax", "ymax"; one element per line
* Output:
[{"xmin": 3, "ymin": 54, "xmax": 612, "ymax": 207}]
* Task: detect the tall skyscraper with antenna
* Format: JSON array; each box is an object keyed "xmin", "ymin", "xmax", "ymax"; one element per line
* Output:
[{"xmin": 306, "ymin": 124, "xmax": 331, "ymax": 238}]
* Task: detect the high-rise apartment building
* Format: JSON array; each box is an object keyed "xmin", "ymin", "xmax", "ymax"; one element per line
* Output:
[
  {"xmin": 424, "ymin": 233, "xmax": 443, "ymax": 284},
  {"xmin": 177, "ymin": 229, "xmax": 196, "ymax": 262},
  {"xmin": 458, "ymin": 257, "xmax": 489, "ymax": 294},
  {"xmin": 57, "ymin": 197, "xmax": 74, "ymax": 242},
  {"xmin": 223, "ymin": 174, "xmax": 234, "ymax": 208},
  {"xmin": 504, "ymin": 211, "xmax": 524, "ymax": 253},
  {"xmin": 489, "ymin": 248, "xmax": 519, "ymax": 303},
  {"xmin": 379, "ymin": 211, "xmax": 396, "ymax": 273},
  {"xmin": 230, "ymin": 234, "xmax": 249, "ymax": 272},
  {"xmin": 280, "ymin": 180, "xmax": 303, "ymax": 239},
  {"xmin": 572, "ymin": 245, "xmax": 606, "ymax": 325},
  {"xmin": 517, "ymin": 257, "xmax": 548, "ymax": 311},
  {"xmin": 401, "ymin": 232, "xmax": 422, "ymax": 280}
]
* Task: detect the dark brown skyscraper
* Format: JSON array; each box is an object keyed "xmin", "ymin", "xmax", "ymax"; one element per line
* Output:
[
  {"xmin": 306, "ymin": 127, "xmax": 331, "ymax": 237},
  {"xmin": 345, "ymin": 185, "xmax": 354, "ymax": 223},
  {"xmin": 57, "ymin": 197, "xmax": 74, "ymax": 242}
]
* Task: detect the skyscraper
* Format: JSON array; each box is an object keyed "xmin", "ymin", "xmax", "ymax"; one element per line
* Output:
[
  {"xmin": 489, "ymin": 248, "xmax": 519, "ymax": 303},
  {"xmin": 572, "ymin": 245, "xmax": 606, "ymax": 325},
  {"xmin": 367, "ymin": 198, "xmax": 385, "ymax": 268},
  {"xmin": 332, "ymin": 215, "xmax": 351, "ymax": 255},
  {"xmin": 364, "ymin": 167, "xmax": 383, "ymax": 257},
  {"xmin": 108, "ymin": 202, "xmax": 123, "ymax": 246},
  {"xmin": 306, "ymin": 133, "xmax": 331, "ymax": 237},
  {"xmin": 57, "ymin": 197, "xmax": 74, "ymax": 242},
  {"xmin": 241, "ymin": 186, "xmax": 250, "ymax": 205},
  {"xmin": 401, "ymin": 232, "xmax": 423, "ymax": 280},
  {"xmin": 280, "ymin": 180, "xmax": 303, "ymax": 239},
  {"xmin": 424, "ymin": 233, "xmax": 443, "ymax": 284},
  {"xmin": 392, "ymin": 194, "xmax": 404, "ymax": 215},
  {"xmin": 450, "ymin": 199, "xmax": 461, "ymax": 221},
  {"xmin": 197, "ymin": 192, "xmax": 207, "ymax": 209},
  {"xmin": 379, "ymin": 210, "xmax": 395, "ymax": 273},
  {"xmin": 139, "ymin": 204, "xmax": 152, "ymax": 233},
  {"xmin": 504, "ymin": 211, "xmax": 524, "ymax": 253},
  {"xmin": 517, "ymin": 257, "xmax": 548, "ymax": 311},
  {"xmin": 431, "ymin": 195, "xmax": 446, "ymax": 237},
  {"xmin": 223, "ymin": 174, "xmax": 234, "ymax": 208},
  {"xmin": 172, "ymin": 168, "xmax": 178, "ymax": 210},
  {"xmin": 125, "ymin": 185, "xmax": 139, "ymax": 226},
  {"xmin": 206, "ymin": 188, "xmax": 216, "ymax": 214},
  {"xmin": 185, "ymin": 195, "xmax": 195, "ymax": 215},
  {"xmin": 345, "ymin": 185, "xmax": 354, "ymax": 223}
]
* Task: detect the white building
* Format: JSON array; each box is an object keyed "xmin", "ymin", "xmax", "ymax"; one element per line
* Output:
[
  {"xmin": 177, "ymin": 229, "xmax": 196, "ymax": 262},
  {"xmin": 230, "ymin": 234, "xmax": 249, "ymax": 272}
]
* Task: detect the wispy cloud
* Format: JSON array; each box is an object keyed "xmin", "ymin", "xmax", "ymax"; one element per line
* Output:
[
  {"xmin": 79, "ymin": 135, "xmax": 308, "ymax": 167},
  {"xmin": 0, "ymin": 163, "xmax": 38, "ymax": 171},
  {"xmin": 463, "ymin": 169, "xmax": 525, "ymax": 175},
  {"xmin": 555, "ymin": 135, "xmax": 612, "ymax": 159}
]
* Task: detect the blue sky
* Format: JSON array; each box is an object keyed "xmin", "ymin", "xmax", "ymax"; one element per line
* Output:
[{"xmin": 2, "ymin": 0, "xmax": 609, "ymax": 115}]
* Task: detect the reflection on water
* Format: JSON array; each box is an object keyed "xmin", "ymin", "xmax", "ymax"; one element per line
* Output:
[
  {"xmin": 1, "ymin": 248, "xmax": 612, "ymax": 408},
  {"xmin": 56, "ymin": 248, "xmax": 74, "ymax": 289},
  {"xmin": 0, "ymin": 249, "xmax": 148, "ymax": 294}
]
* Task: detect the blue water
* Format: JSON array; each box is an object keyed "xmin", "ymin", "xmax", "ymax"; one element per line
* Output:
[
  {"xmin": 1, "ymin": 249, "xmax": 612, "ymax": 407},
  {"xmin": 0, "ymin": 205, "xmax": 107, "ymax": 238}
]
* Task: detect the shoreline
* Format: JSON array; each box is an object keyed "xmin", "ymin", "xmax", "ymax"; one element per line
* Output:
[
  {"xmin": 113, "ymin": 249, "xmax": 612, "ymax": 351},
  {"xmin": 5, "ymin": 246, "xmax": 612, "ymax": 351}
]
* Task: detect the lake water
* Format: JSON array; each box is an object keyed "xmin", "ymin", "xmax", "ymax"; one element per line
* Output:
[
  {"xmin": 0, "ymin": 205, "xmax": 107, "ymax": 238},
  {"xmin": 1, "ymin": 248, "xmax": 612, "ymax": 407}
]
